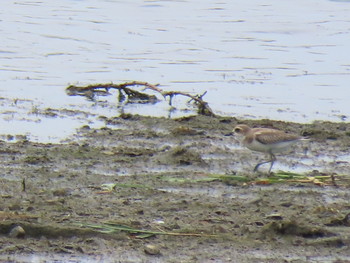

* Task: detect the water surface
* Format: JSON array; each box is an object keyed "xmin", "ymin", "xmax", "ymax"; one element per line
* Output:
[{"xmin": 1, "ymin": 0, "xmax": 350, "ymax": 141}]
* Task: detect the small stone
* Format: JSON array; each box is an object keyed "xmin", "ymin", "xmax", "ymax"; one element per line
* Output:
[
  {"xmin": 9, "ymin": 225, "xmax": 25, "ymax": 238},
  {"xmin": 266, "ymin": 213, "xmax": 283, "ymax": 220},
  {"xmin": 213, "ymin": 225, "xmax": 229, "ymax": 233},
  {"xmin": 8, "ymin": 204, "xmax": 21, "ymax": 211},
  {"xmin": 144, "ymin": 244, "xmax": 160, "ymax": 255},
  {"xmin": 53, "ymin": 188, "xmax": 70, "ymax": 197}
]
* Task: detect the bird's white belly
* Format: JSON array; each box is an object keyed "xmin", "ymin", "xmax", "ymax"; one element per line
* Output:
[{"xmin": 245, "ymin": 140, "xmax": 297, "ymax": 153}]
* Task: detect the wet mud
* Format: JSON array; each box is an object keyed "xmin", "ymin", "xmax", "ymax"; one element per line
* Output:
[{"xmin": 1, "ymin": 114, "xmax": 350, "ymax": 262}]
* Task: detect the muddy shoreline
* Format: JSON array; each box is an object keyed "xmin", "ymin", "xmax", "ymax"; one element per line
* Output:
[{"xmin": 1, "ymin": 114, "xmax": 350, "ymax": 262}]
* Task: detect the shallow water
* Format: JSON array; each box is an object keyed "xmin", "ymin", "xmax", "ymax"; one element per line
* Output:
[{"xmin": 1, "ymin": 0, "xmax": 350, "ymax": 142}]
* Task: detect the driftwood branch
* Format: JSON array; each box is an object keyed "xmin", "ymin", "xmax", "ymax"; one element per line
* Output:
[{"xmin": 66, "ymin": 81, "xmax": 215, "ymax": 116}]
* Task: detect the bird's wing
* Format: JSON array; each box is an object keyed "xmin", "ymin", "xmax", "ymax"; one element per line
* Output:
[{"xmin": 254, "ymin": 130, "xmax": 300, "ymax": 145}]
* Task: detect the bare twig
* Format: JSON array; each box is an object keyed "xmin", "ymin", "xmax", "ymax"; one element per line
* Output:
[
  {"xmin": 79, "ymin": 222, "xmax": 218, "ymax": 238},
  {"xmin": 66, "ymin": 81, "xmax": 215, "ymax": 116}
]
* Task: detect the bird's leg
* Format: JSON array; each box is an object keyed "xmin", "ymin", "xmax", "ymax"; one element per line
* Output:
[
  {"xmin": 253, "ymin": 159, "xmax": 272, "ymax": 172},
  {"xmin": 253, "ymin": 153, "xmax": 276, "ymax": 174},
  {"xmin": 268, "ymin": 153, "xmax": 276, "ymax": 174}
]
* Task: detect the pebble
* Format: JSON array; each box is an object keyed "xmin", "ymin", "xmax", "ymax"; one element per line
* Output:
[
  {"xmin": 144, "ymin": 244, "xmax": 160, "ymax": 255},
  {"xmin": 266, "ymin": 213, "xmax": 283, "ymax": 220},
  {"xmin": 9, "ymin": 225, "xmax": 25, "ymax": 238}
]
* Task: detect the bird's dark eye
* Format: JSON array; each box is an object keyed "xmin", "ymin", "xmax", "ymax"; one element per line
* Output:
[{"xmin": 234, "ymin": 128, "xmax": 241, "ymax": 133}]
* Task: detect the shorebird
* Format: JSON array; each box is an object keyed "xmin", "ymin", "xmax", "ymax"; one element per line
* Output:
[{"xmin": 233, "ymin": 124, "xmax": 306, "ymax": 174}]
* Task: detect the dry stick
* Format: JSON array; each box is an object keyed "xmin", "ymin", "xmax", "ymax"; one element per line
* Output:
[
  {"xmin": 130, "ymin": 81, "xmax": 215, "ymax": 116},
  {"xmin": 96, "ymin": 223, "xmax": 218, "ymax": 238},
  {"xmin": 22, "ymin": 178, "xmax": 26, "ymax": 192},
  {"xmin": 66, "ymin": 81, "xmax": 215, "ymax": 116}
]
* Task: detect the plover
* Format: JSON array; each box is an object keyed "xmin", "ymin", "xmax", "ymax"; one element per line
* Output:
[{"xmin": 233, "ymin": 124, "xmax": 306, "ymax": 174}]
